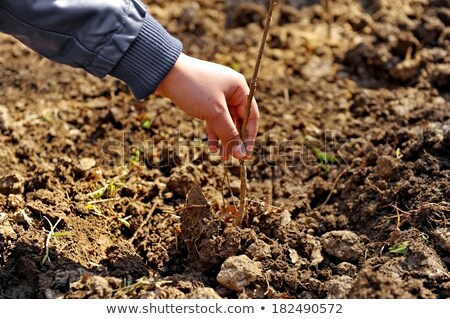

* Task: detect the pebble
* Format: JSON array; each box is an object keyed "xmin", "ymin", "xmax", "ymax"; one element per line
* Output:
[
  {"xmin": 185, "ymin": 287, "xmax": 221, "ymax": 299},
  {"xmin": 0, "ymin": 173, "xmax": 24, "ymax": 195},
  {"xmin": 321, "ymin": 230, "xmax": 364, "ymax": 262},
  {"xmin": 76, "ymin": 157, "xmax": 96, "ymax": 172},
  {"xmin": 336, "ymin": 262, "xmax": 358, "ymax": 277},
  {"xmin": 0, "ymin": 221, "xmax": 17, "ymax": 241},
  {"xmin": 376, "ymin": 155, "xmax": 400, "ymax": 180},
  {"xmin": 325, "ymin": 275, "xmax": 353, "ymax": 299},
  {"xmin": 216, "ymin": 255, "xmax": 263, "ymax": 292},
  {"xmin": 247, "ymin": 240, "xmax": 272, "ymax": 260},
  {"xmin": 0, "ymin": 105, "xmax": 11, "ymax": 132},
  {"xmin": 433, "ymin": 227, "xmax": 450, "ymax": 252}
]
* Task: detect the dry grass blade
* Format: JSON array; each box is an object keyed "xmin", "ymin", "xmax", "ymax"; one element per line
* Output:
[{"xmin": 41, "ymin": 217, "xmax": 63, "ymax": 265}]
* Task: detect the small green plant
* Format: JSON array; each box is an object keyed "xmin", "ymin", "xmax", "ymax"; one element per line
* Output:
[
  {"xmin": 230, "ymin": 61, "xmax": 241, "ymax": 71},
  {"xmin": 118, "ymin": 215, "xmax": 132, "ymax": 228},
  {"xmin": 395, "ymin": 148, "xmax": 403, "ymax": 159},
  {"xmin": 86, "ymin": 203, "xmax": 131, "ymax": 229},
  {"xmin": 141, "ymin": 119, "xmax": 152, "ymax": 130},
  {"xmin": 85, "ymin": 203, "xmax": 106, "ymax": 217},
  {"xmin": 130, "ymin": 149, "xmax": 141, "ymax": 166},
  {"xmin": 41, "ymin": 217, "xmax": 72, "ymax": 265},
  {"xmin": 389, "ymin": 241, "xmax": 408, "ymax": 255},
  {"xmin": 312, "ymin": 147, "xmax": 341, "ymax": 165},
  {"xmin": 411, "ymin": 227, "xmax": 429, "ymax": 241},
  {"xmin": 312, "ymin": 147, "xmax": 341, "ymax": 170},
  {"xmin": 88, "ymin": 180, "xmax": 123, "ymax": 200}
]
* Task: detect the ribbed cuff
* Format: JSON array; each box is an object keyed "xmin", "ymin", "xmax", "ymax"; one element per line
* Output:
[{"xmin": 109, "ymin": 14, "xmax": 183, "ymax": 100}]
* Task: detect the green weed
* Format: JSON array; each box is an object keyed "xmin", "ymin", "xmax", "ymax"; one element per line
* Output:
[
  {"xmin": 88, "ymin": 181, "xmax": 123, "ymax": 200},
  {"xmin": 389, "ymin": 241, "xmax": 408, "ymax": 255}
]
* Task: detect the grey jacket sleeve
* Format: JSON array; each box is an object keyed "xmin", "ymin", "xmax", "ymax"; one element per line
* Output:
[{"xmin": 0, "ymin": 0, "xmax": 182, "ymax": 99}]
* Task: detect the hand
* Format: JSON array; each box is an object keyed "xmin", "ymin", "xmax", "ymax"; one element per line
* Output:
[{"xmin": 155, "ymin": 53, "xmax": 259, "ymax": 160}]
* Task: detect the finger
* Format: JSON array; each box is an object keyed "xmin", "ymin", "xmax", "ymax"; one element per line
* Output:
[
  {"xmin": 227, "ymin": 79, "xmax": 259, "ymax": 153},
  {"xmin": 207, "ymin": 124, "xmax": 219, "ymax": 153},
  {"xmin": 244, "ymin": 97, "xmax": 260, "ymax": 153},
  {"xmin": 220, "ymin": 144, "xmax": 227, "ymax": 161},
  {"xmin": 208, "ymin": 103, "xmax": 246, "ymax": 160},
  {"xmin": 231, "ymin": 95, "xmax": 259, "ymax": 159}
]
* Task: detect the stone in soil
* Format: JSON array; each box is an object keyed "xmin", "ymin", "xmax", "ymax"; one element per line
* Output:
[
  {"xmin": 216, "ymin": 255, "xmax": 263, "ymax": 293},
  {"xmin": 0, "ymin": 173, "xmax": 24, "ymax": 195},
  {"xmin": 433, "ymin": 227, "xmax": 450, "ymax": 252},
  {"xmin": 321, "ymin": 230, "xmax": 364, "ymax": 262}
]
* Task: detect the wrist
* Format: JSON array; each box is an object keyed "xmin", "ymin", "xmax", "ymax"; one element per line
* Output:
[
  {"xmin": 109, "ymin": 14, "xmax": 182, "ymax": 100},
  {"xmin": 155, "ymin": 53, "xmax": 190, "ymax": 98}
]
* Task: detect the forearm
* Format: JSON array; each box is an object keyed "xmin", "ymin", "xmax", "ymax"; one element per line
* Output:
[{"xmin": 0, "ymin": 0, "xmax": 182, "ymax": 99}]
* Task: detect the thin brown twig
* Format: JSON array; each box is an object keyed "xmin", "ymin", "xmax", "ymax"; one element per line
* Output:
[
  {"xmin": 225, "ymin": 167, "xmax": 238, "ymax": 209},
  {"xmin": 317, "ymin": 167, "xmax": 350, "ymax": 209},
  {"xmin": 221, "ymin": 170, "xmax": 227, "ymax": 208},
  {"xmin": 366, "ymin": 178, "xmax": 384, "ymax": 195},
  {"xmin": 221, "ymin": 166, "xmax": 238, "ymax": 209},
  {"xmin": 129, "ymin": 199, "xmax": 159, "ymax": 243},
  {"xmin": 235, "ymin": 0, "xmax": 277, "ymax": 227},
  {"xmin": 322, "ymin": 0, "xmax": 331, "ymax": 38}
]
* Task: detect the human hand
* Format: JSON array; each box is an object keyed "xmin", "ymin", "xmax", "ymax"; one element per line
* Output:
[{"xmin": 155, "ymin": 53, "xmax": 259, "ymax": 160}]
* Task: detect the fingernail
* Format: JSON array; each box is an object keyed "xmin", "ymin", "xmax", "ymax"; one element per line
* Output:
[
  {"xmin": 209, "ymin": 145, "xmax": 218, "ymax": 153},
  {"xmin": 232, "ymin": 144, "xmax": 247, "ymax": 159}
]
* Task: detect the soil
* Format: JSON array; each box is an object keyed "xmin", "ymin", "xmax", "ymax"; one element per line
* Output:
[{"xmin": 1, "ymin": 0, "xmax": 449, "ymax": 299}]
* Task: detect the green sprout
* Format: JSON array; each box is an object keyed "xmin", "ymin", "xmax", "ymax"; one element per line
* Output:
[
  {"xmin": 411, "ymin": 227, "xmax": 429, "ymax": 241},
  {"xmin": 312, "ymin": 147, "xmax": 341, "ymax": 170},
  {"xmin": 130, "ymin": 149, "xmax": 141, "ymax": 166},
  {"xmin": 86, "ymin": 204, "xmax": 131, "ymax": 229},
  {"xmin": 141, "ymin": 119, "xmax": 152, "ymax": 130},
  {"xmin": 119, "ymin": 215, "xmax": 132, "ymax": 229},
  {"xmin": 312, "ymin": 147, "xmax": 341, "ymax": 164},
  {"xmin": 230, "ymin": 62, "xmax": 241, "ymax": 71},
  {"xmin": 41, "ymin": 217, "xmax": 72, "ymax": 265},
  {"xmin": 88, "ymin": 181, "xmax": 123, "ymax": 200},
  {"xmin": 389, "ymin": 241, "xmax": 408, "ymax": 255},
  {"xmin": 85, "ymin": 204, "xmax": 106, "ymax": 217}
]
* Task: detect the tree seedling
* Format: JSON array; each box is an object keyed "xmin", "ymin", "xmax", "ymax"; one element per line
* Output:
[
  {"xmin": 235, "ymin": 0, "xmax": 277, "ymax": 227},
  {"xmin": 322, "ymin": 0, "xmax": 331, "ymax": 38}
]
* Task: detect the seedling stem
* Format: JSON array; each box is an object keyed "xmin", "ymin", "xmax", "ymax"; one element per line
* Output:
[{"xmin": 235, "ymin": 0, "xmax": 277, "ymax": 227}]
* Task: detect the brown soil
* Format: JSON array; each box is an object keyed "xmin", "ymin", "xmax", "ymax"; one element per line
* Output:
[{"xmin": 1, "ymin": 0, "xmax": 449, "ymax": 299}]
